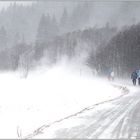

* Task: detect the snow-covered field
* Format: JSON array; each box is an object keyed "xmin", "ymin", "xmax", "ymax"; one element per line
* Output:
[{"xmin": 0, "ymin": 62, "xmax": 127, "ymax": 138}]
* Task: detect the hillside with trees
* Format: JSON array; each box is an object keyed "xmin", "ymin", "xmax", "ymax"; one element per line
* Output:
[
  {"xmin": 88, "ymin": 24, "xmax": 140, "ymax": 77},
  {"xmin": 0, "ymin": 1, "xmax": 140, "ymax": 78},
  {"xmin": 34, "ymin": 24, "xmax": 117, "ymax": 65}
]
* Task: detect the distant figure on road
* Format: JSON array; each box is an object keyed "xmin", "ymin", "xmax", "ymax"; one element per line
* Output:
[
  {"xmin": 136, "ymin": 70, "xmax": 140, "ymax": 85},
  {"xmin": 131, "ymin": 71, "xmax": 137, "ymax": 86},
  {"xmin": 108, "ymin": 69, "xmax": 115, "ymax": 81},
  {"xmin": 110, "ymin": 71, "xmax": 115, "ymax": 81}
]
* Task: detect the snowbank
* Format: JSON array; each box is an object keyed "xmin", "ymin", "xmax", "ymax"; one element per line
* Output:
[{"xmin": 0, "ymin": 63, "xmax": 126, "ymax": 138}]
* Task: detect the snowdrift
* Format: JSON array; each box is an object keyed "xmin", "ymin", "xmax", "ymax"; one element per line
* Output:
[{"xmin": 0, "ymin": 62, "xmax": 128, "ymax": 138}]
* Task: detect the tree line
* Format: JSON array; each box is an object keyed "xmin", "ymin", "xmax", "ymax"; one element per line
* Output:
[
  {"xmin": 88, "ymin": 24, "xmax": 140, "ymax": 77},
  {"xmin": 0, "ymin": 2, "xmax": 140, "ymax": 78}
]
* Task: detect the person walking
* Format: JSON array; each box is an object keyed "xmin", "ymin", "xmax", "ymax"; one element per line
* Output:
[
  {"xmin": 136, "ymin": 70, "xmax": 140, "ymax": 85},
  {"xmin": 131, "ymin": 71, "xmax": 137, "ymax": 86},
  {"xmin": 110, "ymin": 71, "xmax": 115, "ymax": 81}
]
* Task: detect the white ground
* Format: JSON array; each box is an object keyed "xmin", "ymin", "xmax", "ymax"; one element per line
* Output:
[
  {"xmin": 0, "ymin": 62, "xmax": 130, "ymax": 138},
  {"xmin": 32, "ymin": 82, "xmax": 139, "ymax": 139}
]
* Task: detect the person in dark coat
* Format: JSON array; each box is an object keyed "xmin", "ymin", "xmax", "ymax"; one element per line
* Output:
[
  {"xmin": 131, "ymin": 71, "xmax": 137, "ymax": 86},
  {"xmin": 136, "ymin": 70, "xmax": 140, "ymax": 85}
]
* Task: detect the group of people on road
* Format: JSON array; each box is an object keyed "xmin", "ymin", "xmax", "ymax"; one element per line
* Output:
[{"xmin": 131, "ymin": 70, "xmax": 140, "ymax": 85}]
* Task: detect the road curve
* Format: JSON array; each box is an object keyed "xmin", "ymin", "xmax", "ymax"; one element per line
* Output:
[{"xmin": 26, "ymin": 86, "xmax": 140, "ymax": 139}]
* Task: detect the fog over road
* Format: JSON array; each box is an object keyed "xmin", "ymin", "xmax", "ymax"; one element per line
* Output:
[{"xmin": 30, "ymin": 86, "xmax": 140, "ymax": 139}]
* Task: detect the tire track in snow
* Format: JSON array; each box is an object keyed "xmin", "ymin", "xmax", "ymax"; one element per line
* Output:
[
  {"xmin": 23, "ymin": 84, "xmax": 129, "ymax": 139},
  {"xmin": 126, "ymin": 100, "xmax": 140, "ymax": 139},
  {"xmin": 66, "ymin": 94, "xmax": 138, "ymax": 138},
  {"xmin": 88, "ymin": 96, "xmax": 140, "ymax": 138},
  {"xmin": 53, "ymin": 87, "xmax": 140, "ymax": 139}
]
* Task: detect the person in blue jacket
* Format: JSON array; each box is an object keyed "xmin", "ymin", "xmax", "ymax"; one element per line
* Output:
[
  {"xmin": 136, "ymin": 70, "xmax": 140, "ymax": 85},
  {"xmin": 131, "ymin": 71, "xmax": 137, "ymax": 86}
]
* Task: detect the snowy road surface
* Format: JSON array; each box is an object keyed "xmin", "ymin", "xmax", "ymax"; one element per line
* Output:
[
  {"xmin": 0, "ymin": 67, "xmax": 126, "ymax": 138},
  {"xmin": 27, "ymin": 86, "xmax": 140, "ymax": 139}
]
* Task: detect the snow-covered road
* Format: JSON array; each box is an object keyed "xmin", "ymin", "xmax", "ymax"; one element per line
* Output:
[
  {"xmin": 0, "ymin": 64, "xmax": 127, "ymax": 138},
  {"xmin": 29, "ymin": 85, "xmax": 140, "ymax": 139},
  {"xmin": 0, "ymin": 63, "xmax": 136, "ymax": 138}
]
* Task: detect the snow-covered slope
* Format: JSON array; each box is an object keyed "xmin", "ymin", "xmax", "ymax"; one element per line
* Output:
[
  {"xmin": 30, "ymin": 84, "xmax": 139, "ymax": 139},
  {"xmin": 0, "ymin": 63, "xmax": 129, "ymax": 138}
]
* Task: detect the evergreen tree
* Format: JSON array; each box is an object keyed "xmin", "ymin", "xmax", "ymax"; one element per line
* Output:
[
  {"xmin": 0, "ymin": 26, "xmax": 7, "ymax": 49},
  {"xmin": 51, "ymin": 15, "xmax": 59, "ymax": 37},
  {"xmin": 70, "ymin": 2, "xmax": 91, "ymax": 30},
  {"xmin": 36, "ymin": 13, "xmax": 58, "ymax": 45},
  {"xmin": 36, "ymin": 14, "xmax": 48, "ymax": 44},
  {"xmin": 60, "ymin": 8, "xmax": 69, "ymax": 33}
]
